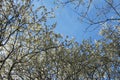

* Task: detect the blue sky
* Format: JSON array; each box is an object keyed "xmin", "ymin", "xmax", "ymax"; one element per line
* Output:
[{"xmin": 34, "ymin": 0, "xmax": 102, "ymax": 42}]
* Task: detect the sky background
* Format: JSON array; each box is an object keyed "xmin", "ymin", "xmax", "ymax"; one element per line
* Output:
[{"xmin": 34, "ymin": 0, "xmax": 103, "ymax": 43}]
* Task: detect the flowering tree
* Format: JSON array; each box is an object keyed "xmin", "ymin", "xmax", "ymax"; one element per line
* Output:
[{"xmin": 0, "ymin": 0, "xmax": 120, "ymax": 80}]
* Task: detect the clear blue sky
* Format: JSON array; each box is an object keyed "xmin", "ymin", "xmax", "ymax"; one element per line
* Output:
[{"xmin": 34, "ymin": 0, "xmax": 102, "ymax": 42}]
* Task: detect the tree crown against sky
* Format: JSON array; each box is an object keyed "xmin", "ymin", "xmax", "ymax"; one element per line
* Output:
[
  {"xmin": 0, "ymin": 0, "xmax": 120, "ymax": 80},
  {"xmin": 58, "ymin": 0, "xmax": 120, "ymax": 27}
]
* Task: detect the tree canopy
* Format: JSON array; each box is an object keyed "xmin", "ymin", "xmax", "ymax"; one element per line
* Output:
[{"xmin": 0, "ymin": 0, "xmax": 120, "ymax": 80}]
